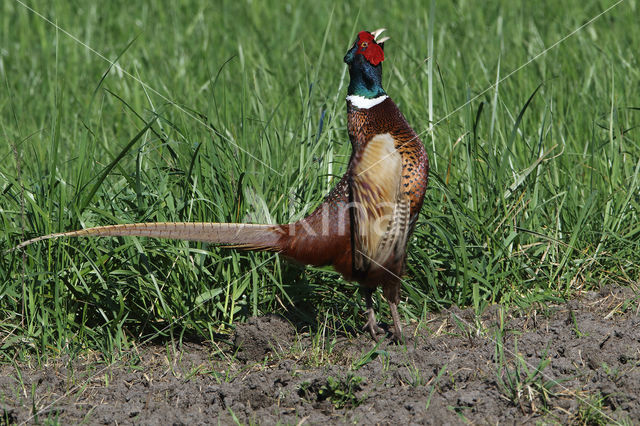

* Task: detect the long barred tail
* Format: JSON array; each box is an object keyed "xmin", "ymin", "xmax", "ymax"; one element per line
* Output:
[{"xmin": 13, "ymin": 222, "xmax": 286, "ymax": 252}]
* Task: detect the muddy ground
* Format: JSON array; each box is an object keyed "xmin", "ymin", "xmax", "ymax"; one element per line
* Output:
[{"xmin": 1, "ymin": 285, "xmax": 639, "ymax": 424}]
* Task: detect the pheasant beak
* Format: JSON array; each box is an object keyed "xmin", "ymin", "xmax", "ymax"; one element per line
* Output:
[
  {"xmin": 371, "ymin": 28, "xmax": 386, "ymax": 40},
  {"xmin": 376, "ymin": 36, "xmax": 390, "ymax": 44}
]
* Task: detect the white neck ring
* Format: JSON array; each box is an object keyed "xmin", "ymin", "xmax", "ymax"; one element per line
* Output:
[{"xmin": 346, "ymin": 94, "xmax": 388, "ymax": 109}]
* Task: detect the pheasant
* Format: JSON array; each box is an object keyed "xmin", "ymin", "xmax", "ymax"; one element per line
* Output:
[{"xmin": 15, "ymin": 29, "xmax": 429, "ymax": 342}]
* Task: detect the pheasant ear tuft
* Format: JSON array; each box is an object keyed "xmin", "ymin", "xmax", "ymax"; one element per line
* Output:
[{"xmin": 371, "ymin": 28, "xmax": 386, "ymax": 40}]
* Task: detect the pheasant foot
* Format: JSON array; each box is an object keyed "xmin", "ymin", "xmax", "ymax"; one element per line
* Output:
[{"xmin": 363, "ymin": 307, "xmax": 384, "ymax": 341}]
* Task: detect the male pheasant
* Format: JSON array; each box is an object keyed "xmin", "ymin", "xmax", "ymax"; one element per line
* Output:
[{"xmin": 16, "ymin": 29, "xmax": 429, "ymax": 342}]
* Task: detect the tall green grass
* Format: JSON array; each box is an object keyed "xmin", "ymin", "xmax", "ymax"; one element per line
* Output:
[{"xmin": 1, "ymin": 0, "xmax": 639, "ymax": 356}]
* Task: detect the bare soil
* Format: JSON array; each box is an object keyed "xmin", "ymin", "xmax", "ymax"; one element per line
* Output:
[{"xmin": 1, "ymin": 285, "xmax": 639, "ymax": 424}]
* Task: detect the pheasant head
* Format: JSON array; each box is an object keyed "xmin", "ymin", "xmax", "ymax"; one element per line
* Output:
[{"xmin": 344, "ymin": 29, "xmax": 389, "ymax": 99}]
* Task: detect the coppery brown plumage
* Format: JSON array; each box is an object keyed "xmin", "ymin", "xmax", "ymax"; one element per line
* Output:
[{"xmin": 15, "ymin": 29, "xmax": 429, "ymax": 343}]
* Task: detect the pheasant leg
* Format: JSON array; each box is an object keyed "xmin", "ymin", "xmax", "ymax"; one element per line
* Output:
[
  {"xmin": 389, "ymin": 301, "xmax": 404, "ymax": 343},
  {"xmin": 362, "ymin": 288, "xmax": 384, "ymax": 340}
]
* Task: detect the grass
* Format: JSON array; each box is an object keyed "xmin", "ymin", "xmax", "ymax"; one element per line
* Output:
[
  {"xmin": 493, "ymin": 330, "xmax": 557, "ymax": 414},
  {"xmin": 316, "ymin": 374, "xmax": 365, "ymax": 409},
  {"xmin": 1, "ymin": 0, "xmax": 639, "ymax": 359},
  {"xmin": 574, "ymin": 391, "xmax": 610, "ymax": 426}
]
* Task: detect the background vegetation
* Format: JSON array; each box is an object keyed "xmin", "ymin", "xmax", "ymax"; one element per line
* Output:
[{"xmin": 1, "ymin": 0, "xmax": 638, "ymax": 357}]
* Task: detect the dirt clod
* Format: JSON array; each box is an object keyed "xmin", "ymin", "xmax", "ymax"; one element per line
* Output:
[{"xmin": 232, "ymin": 314, "xmax": 296, "ymax": 362}]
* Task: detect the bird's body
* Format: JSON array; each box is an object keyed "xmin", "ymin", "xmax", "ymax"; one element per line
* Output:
[{"xmin": 16, "ymin": 29, "xmax": 429, "ymax": 342}]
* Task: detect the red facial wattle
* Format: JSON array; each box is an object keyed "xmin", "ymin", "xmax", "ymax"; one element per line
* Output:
[{"xmin": 356, "ymin": 31, "xmax": 384, "ymax": 66}]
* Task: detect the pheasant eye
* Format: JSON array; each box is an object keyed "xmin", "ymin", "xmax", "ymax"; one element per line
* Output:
[{"xmin": 361, "ymin": 42, "xmax": 368, "ymax": 49}]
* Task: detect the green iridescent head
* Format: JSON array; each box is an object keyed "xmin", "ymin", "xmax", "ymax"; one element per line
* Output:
[{"xmin": 344, "ymin": 29, "xmax": 389, "ymax": 98}]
